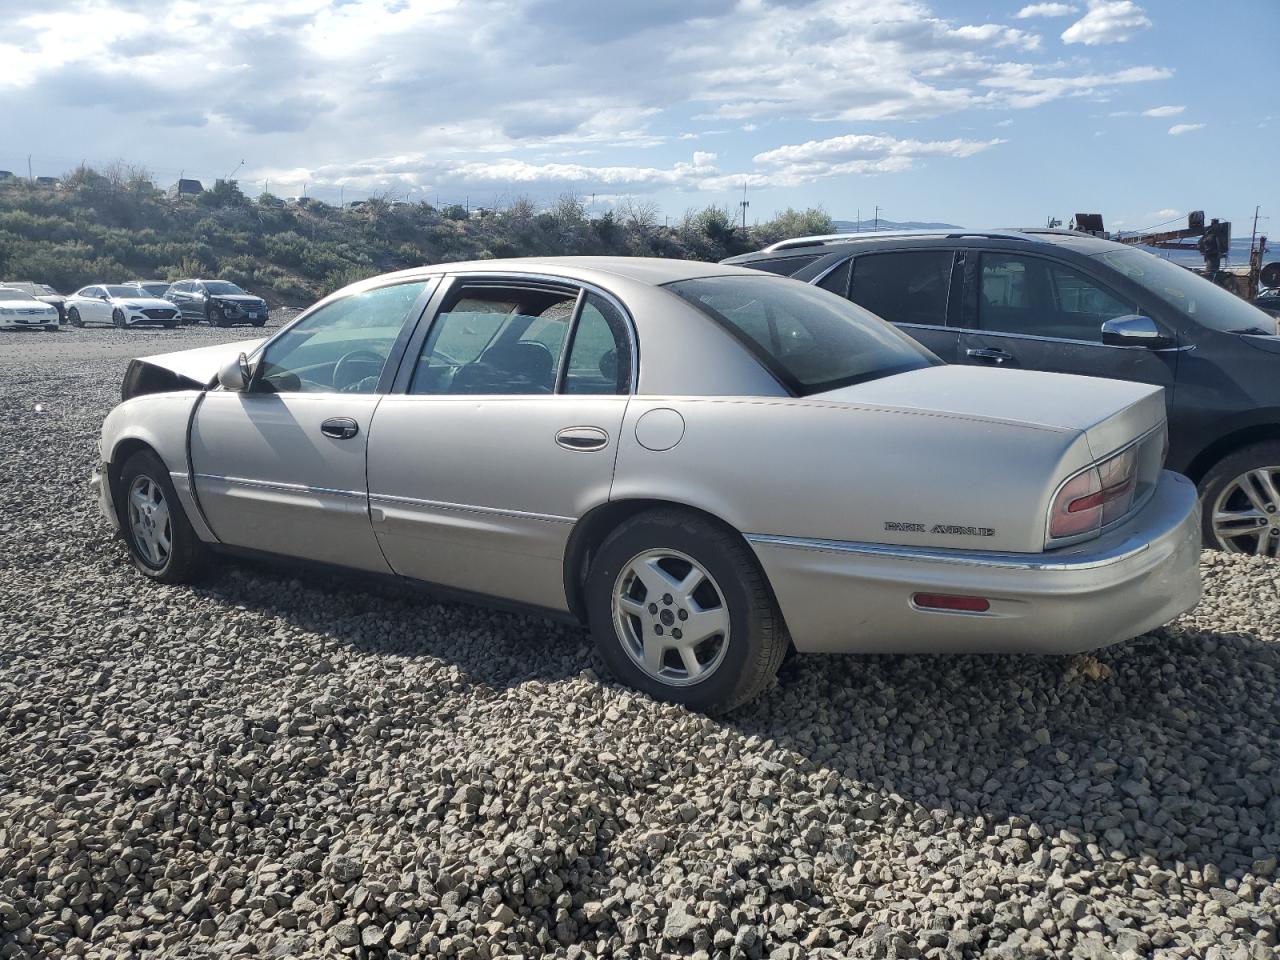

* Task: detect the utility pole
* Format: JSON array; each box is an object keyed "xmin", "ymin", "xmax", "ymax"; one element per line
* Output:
[
  {"xmin": 27, "ymin": 155, "xmax": 32, "ymax": 182},
  {"xmin": 1251, "ymin": 204, "xmax": 1261, "ymax": 253},
  {"xmin": 739, "ymin": 182, "xmax": 749, "ymax": 230},
  {"xmin": 856, "ymin": 209, "xmax": 860, "ymax": 233},
  {"xmin": 874, "ymin": 205, "xmax": 881, "ymax": 232}
]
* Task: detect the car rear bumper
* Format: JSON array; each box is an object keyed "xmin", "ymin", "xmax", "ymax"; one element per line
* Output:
[{"xmin": 748, "ymin": 470, "xmax": 1202, "ymax": 655}]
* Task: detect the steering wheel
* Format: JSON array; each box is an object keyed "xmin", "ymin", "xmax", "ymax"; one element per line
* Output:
[{"xmin": 333, "ymin": 350, "xmax": 384, "ymax": 391}]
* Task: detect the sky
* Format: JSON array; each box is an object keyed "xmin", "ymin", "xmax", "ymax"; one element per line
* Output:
[{"xmin": 0, "ymin": 0, "xmax": 1275, "ymax": 233}]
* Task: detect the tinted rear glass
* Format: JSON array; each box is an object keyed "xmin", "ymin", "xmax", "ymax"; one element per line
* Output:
[
  {"xmin": 851, "ymin": 251, "xmax": 954, "ymax": 325},
  {"xmin": 667, "ymin": 275, "xmax": 939, "ymax": 395}
]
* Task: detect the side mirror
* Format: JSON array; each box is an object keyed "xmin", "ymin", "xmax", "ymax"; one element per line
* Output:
[
  {"xmin": 217, "ymin": 353, "xmax": 253, "ymax": 391},
  {"xmin": 1101, "ymin": 315, "xmax": 1172, "ymax": 349}
]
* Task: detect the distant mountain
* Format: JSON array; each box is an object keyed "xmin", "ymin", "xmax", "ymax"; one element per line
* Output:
[{"xmin": 831, "ymin": 218, "xmax": 962, "ymax": 233}]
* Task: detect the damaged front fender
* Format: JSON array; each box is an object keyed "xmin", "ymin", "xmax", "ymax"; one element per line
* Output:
[{"xmin": 121, "ymin": 338, "xmax": 265, "ymax": 400}]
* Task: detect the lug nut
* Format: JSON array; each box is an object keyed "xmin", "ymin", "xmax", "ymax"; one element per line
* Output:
[
  {"xmin": 672, "ymin": 628, "xmax": 682, "ymax": 640},
  {"xmin": 677, "ymin": 609, "xmax": 688, "ymax": 621},
  {"xmin": 654, "ymin": 624, "xmax": 664, "ymax": 635},
  {"xmin": 663, "ymin": 594, "xmax": 673, "ymax": 605},
  {"xmin": 648, "ymin": 603, "xmax": 658, "ymax": 614}
]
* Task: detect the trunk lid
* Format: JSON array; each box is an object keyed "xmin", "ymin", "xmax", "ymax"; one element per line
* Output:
[{"xmin": 815, "ymin": 365, "xmax": 1165, "ymax": 462}]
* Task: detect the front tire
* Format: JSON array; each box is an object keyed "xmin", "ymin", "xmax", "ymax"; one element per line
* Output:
[
  {"xmin": 1199, "ymin": 441, "xmax": 1280, "ymax": 557},
  {"xmin": 117, "ymin": 450, "xmax": 208, "ymax": 583},
  {"xmin": 112, "ymin": 309, "xmax": 126, "ymax": 329},
  {"xmin": 585, "ymin": 509, "xmax": 789, "ymax": 713},
  {"xmin": 68, "ymin": 307, "xmax": 83, "ymax": 327}
]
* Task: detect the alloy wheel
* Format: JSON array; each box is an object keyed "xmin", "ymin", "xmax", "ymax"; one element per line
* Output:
[
  {"xmin": 127, "ymin": 475, "xmax": 172, "ymax": 568},
  {"xmin": 612, "ymin": 548, "xmax": 730, "ymax": 686},
  {"xmin": 1211, "ymin": 466, "xmax": 1280, "ymax": 557}
]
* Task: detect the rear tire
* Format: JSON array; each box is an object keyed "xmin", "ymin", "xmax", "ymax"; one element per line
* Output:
[
  {"xmin": 68, "ymin": 307, "xmax": 83, "ymax": 327},
  {"xmin": 117, "ymin": 450, "xmax": 208, "ymax": 583},
  {"xmin": 1199, "ymin": 442, "xmax": 1280, "ymax": 557},
  {"xmin": 585, "ymin": 509, "xmax": 789, "ymax": 713}
]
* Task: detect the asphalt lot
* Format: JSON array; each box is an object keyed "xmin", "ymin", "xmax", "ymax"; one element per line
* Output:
[{"xmin": 0, "ymin": 322, "xmax": 1278, "ymax": 959}]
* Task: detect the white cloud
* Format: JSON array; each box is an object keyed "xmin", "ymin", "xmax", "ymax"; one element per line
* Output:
[
  {"xmin": 1062, "ymin": 1, "xmax": 1153, "ymax": 45},
  {"xmin": 0, "ymin": 0, "xmax": 1176, "ymax": 202},
  {"xmin": 996, "ymin": 118, "xmax": 1015, "ymax": 127},
  {"xmin": 1142, "ymin": 105, "xmax": 1185, "ymax": 117},
  {"xmin": 1168, "ymin": 123, "xmax": 1205, "ymax": 136},
  {"xmin": 254, "ymin": 132, "xmax": 1005, "ymax": 198},
  {"xmin": 980, "ymin": 64, "xmax": 1172, "ymax": 108},
  {"xmin": 1014, "ymin": 3, "xmax": 1079, "ymax": 18}
]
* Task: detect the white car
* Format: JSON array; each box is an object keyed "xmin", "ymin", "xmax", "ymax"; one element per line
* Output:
[
  {"xmin": 65, "ymin": 285, "xmax": 182, "ymax": 329},
  {"xmin": 0, "ymin": 287, "xmax": 60, "ymax": 330}
]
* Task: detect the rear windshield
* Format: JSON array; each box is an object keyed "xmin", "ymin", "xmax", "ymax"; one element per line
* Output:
[
  {"xmin": 667, "ymin": 275, "xmax": 939, "ymax": 395},
  {"xmin": 1095, "ymin": 248, "xmax": 1278, "ymax": 335}
]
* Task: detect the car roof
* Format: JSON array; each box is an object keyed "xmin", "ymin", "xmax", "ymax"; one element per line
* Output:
[
  {"xmin": 725, "ymin": 228, "xmax": 1127, "ymax": 263},
  {"xmin": 368, "ymin": 255, "xmax": 770, "ymax": 288}
]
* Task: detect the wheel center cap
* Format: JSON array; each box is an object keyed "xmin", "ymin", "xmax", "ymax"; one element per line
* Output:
[{"xmin": 660, "ymin": 609, "xmax": 675, "ymax": 626}]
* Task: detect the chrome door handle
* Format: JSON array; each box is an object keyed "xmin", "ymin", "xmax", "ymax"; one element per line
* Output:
[
  {"xmin": 320, "ymin": 417, "xmax": 359, "ymax": 440},
  {"xmin": 966, "ymin": 347, "xmax": 1012, "ymax": 364},
  {"xmin": 556, "ymin": 426, "xmax": 609, "ymax": 452}
]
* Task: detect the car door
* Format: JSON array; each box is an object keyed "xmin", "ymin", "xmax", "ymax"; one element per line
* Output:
[
  {"xmin": 189, "ymin": 278, "xmax": 435, "ymax": 571},
  {"xmin": 168, "ymin": 282, "xmax": 191, "ymax": 319},
  {"xmin": 83, "ymin": 287, "xmax": 112, "ymax": 324},
  {"xmin": 366, "ymin": 277, "xmax": 634, "ymax": 611},
  {"xmin": 955, "ymin": 249, "xmax": 1178, "ymax": 398},
  {"xmin": 839, "ymin": 249, "xmax": 963, "ymax": 361}
]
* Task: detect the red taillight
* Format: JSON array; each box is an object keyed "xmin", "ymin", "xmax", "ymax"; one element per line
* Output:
[
  {"xmin": 1049, "ymin": 447, "xmax": 1139, "ymax": 541},
  {"xmin": 913, "ymin": 593, "xmax": 991, "ymax": 613}
]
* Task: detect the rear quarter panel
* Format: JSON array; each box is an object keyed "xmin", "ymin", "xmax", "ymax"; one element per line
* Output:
[{"xmin": 612, "ymin": 396, "xmax": 1094, "ymax": 554}]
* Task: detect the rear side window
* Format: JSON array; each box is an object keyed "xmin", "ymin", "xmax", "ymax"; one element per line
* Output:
[
  {"xmin": 563, "ymin": 294, "xmax": 632, "ymax": 394},
  {"xmin": 667, "ymin": 275, "xmax": 938, "ymax": 395},
  {"xmin": 410, "ymin": 284, "xmax": 578, "ymax": 395},
  {"xmin": 817, "ymin": 258, "xmax": 852, "ymax": 296},
  {"xmin": 850, "ymin": 251, "xmax": 954, "ymax": 326},
  {"xmin": 744, "ymin": 254, "xmax": 825, "ymax": 276}
]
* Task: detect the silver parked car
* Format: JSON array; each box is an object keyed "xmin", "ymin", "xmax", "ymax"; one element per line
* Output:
[{"xmin": 93, "ymin": 258, "xmax": 1202, "ymax": 711}]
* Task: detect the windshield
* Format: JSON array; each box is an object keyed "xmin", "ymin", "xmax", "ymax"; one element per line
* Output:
[
  {"xmin": 667, "ymin": 275, "xmax": 939, "ymax": 395},
  {"xmin": 0, "ymin": 289, "xmax": 29, "ymax": 301},
  {"xmin": 105, "ymin": 285, "xmax": 138, "ymax": 297},
  {"xmin": 205, "ymin": 281, "xmax": 247, "ymax": 295},
  {"xmin": 1095, "ymin": 248, "xmax": 1278, "ymax": 335}
]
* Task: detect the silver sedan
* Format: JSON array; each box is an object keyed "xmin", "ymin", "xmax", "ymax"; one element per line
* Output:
[{"xmin": 93, "ymin": 258, "xmax": 1201, "ymax": 711}]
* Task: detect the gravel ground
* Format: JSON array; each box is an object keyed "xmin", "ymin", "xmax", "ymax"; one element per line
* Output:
[{"xmin": 1, "ymin": 322, "xmax": 1278, "ymax": 960}]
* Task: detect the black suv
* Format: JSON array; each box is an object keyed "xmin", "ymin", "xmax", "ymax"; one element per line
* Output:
[
  {"xmin": 725, "ymin": 229, "xmax": 1280, "ymax": 556},
  {"xmin": 167, "ymin": 279, "xmax": 268, "ymax": 327}
]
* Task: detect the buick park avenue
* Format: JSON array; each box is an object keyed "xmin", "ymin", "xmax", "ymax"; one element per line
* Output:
[{"xmin": 93, "ymin": 258, "xmax": 1201, "ymax": 711}]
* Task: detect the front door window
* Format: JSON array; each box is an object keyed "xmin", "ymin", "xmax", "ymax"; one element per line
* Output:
[
  {"xmin": 977, "ymin": 254, "xmax": 1134, "ymax": 342},
  {"xmin": 256, "ymin": 281, "xmax": 429, "ymax": 393}
]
